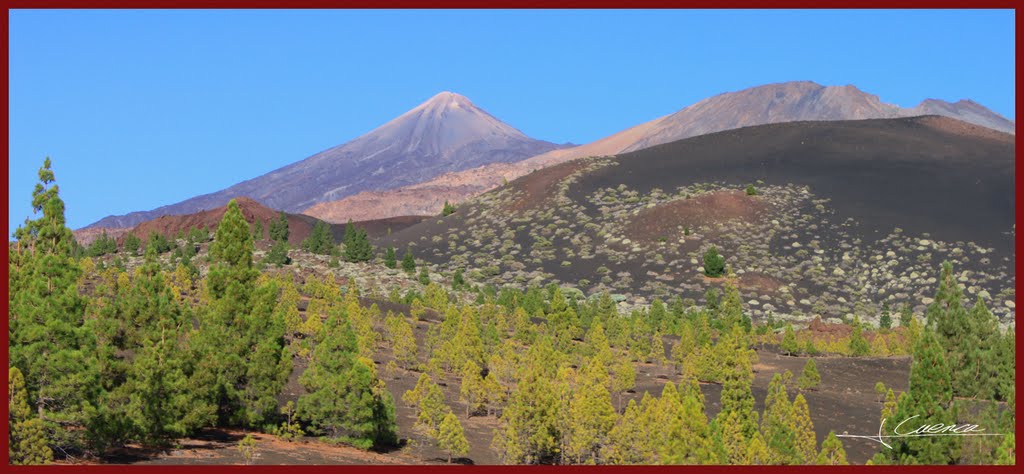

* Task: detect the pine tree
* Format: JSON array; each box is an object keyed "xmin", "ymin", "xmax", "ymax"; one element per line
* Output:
[
  {"xmin": 119, "ymin": 332, "xmax": 201, "ymax": 446},
  {"xmin": 192, "ymin": 200, "xmax": 290, "ymax": 428},
  {"xmin": 410, "ymin": 374, "xmax": 449, "ymax": 437},
  {"xmin": 269, "ymin": 211, "xmax": 289, "ymax": 242},
  {"xmin": 460, "ymin": 360, "xmax": 486, "ymax": 417},
  {"xmin": 761, "ymin": 372, "xmax": 796, "ymax": 464},
  {"xmin": 482, "ymin": 372, "xmax": 505, "ymax": 416},
  {"xmin": 238, "ymin": 433, "xmax": 258, "ymax": 464},
  {"xmin": 603, "ymin": 399, "xmax": 650, "ymax": 464},
  {"xmin": 928, "ymin": 261, "xmax": 974, "ymax": 398},
  {"xmin": 781, "ymin": 324, "xmax": 799, "ymax": 355},
  {"xmin": 264, "ymin": 240, "xmax": 291, "ymax": 267},
  {"xmin": 848, "ymin": 317, "xmax": 870, "ymax": 356},
  {"xmin": 703, "ymin": 246, "xmax": 726, "ymax": 277},
  {"xmin": 276, "ymin": 279, "xmax": 303, "ymax": 336},
  {"xmin": 437, "ymin": 412, "xmax": 469, "ymax": 463},
  {"xmin": 882, "ymin": 330, "xmax": 956, "ymax": 465},
  {"xmin": 898, "ymin": 303, "xmax": 913, "ymax": 328},
  {"xmin": 993, "ymin": 330, "xmax": 1015, "ymax": 402},
  {"xmin": 492, "ymin": 365, "xmax": 561, "ymax": 464},
  {"xmin": 99, "ymin": 245, "xmax": 214, "ymax": 446},
  {"xmin": 452, "ymin": 268, "xmax": 465, "ymax": 289},
  {"xmin": 816, "ymin": 431, "xmax": 848, "ymax": 465},
  {"xmin": 402, "ymin": 248, "xmax": 416, "ymax": 274},
  {"xmin": 342, "ymin": 221, "xmax": 373, "ymax": 262},
  {"xmin": 402, "ymin": 373, "xmax": 433, "ymax": 408},
  {"xmin": 648, "ymin": 298, "xmax": 667, "ymax": 332},
  {"xmin": 384, "ymin": 247, "xmax": 397, "ymax": 269},
  {"xmin": 391, "ymin": 316, "xmax": 419, "ymax": 370},
  {"xmin": 609, "ymin": 358, "xmax": 636, "ymax": 411},
  {"xmin": 994, "ymin": 433, "xmax": 1015, "ymax": 465},
  {"xmin": 123, "ymin": 232, "xmax": 142, "ymax": 255},
  {"xmin": 146, "ymin": 231, "xmax": 173, "ymax": 254},
  {"xmin": 790, "ymin": 393, "xmax": 817, "ymax": 464},
  {"xmin": 418, "ymin": 267, "xmax": 431, "ymax": 285},
  {"xmin": 252, "ymin": 220, "xmax": 264, "ymax": 241},
  {"xmin": 712, "ymin": 324, "xmax": 758, "ymax": 461},
  {"xmin": 713, "ymin": 410, "xmax": 749, "ymax": 464},
  {"xmin": 718, "ymin": 279, "xmax": 744, "ymax": 331},
  {"xmin": 879, "ymin": 388, "xmax": 898, "ymax": 427},
  {"xmin": 743, "ymin": 432, "xmax": 771, "ymax": 464},
  {"xmin": 86, "ymin": 231, "xmax": 118, "ymax": 257},
  {"xmin": 798, "ymin": 359, "xmax": 821, "ymax": 391},
  {"xmin": 879, "ymin": 302, "xmax": 893, "ymax": 330},
  {"xmin": 649, "ymin": 332, "xmax": 667, "ymax": 365},
  {"xmin": 298, "ymin": 313, "xmax": 397, "ymax": 449},
  {"xmin": 441, "ymin": 200, "xmax": 457, "ymax": 217},
  {"xmin": 959, "ymin": 297, "xmax": 999, "ymax": 399},
  {"xmin": 8, "ymin": 367, "xmax": 53, "ymax": 465},
  {"xmin": 670, "ymin": 320, "xmax": 697, "ymax": 373},
  {"xmin": 659, "ymin": 380, "xmax": 716, "ymax": 465},
  {"xmin": 9, "ymin": 158, "xmax": 100, "ymax": 453},
  {"xmin": 302, "ymin": 220, "xmax": 335, "ymax": 255},
  {"xmin": 564, "ymin": 359, "xmax": 617, "ymax": 464}
]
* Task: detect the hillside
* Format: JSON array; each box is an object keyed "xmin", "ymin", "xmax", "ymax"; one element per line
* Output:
[
  {"xmin": 305, "ymin": 81, "xmax": 1015, "ymax": 223},
  {"xmin": 380, "ymin": 116, "xmax": 1015, "ymax": 325},
  {"xmin": 86, "ymin": 92, "xmax": 566, "ymax": 229}
]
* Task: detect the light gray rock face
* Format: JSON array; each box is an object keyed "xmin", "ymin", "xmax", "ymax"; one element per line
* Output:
[
  {"xmin": 622, "ymin": 81, "xmax": 1014, "ymax": 152},
  {"xmin": 87, "ymin": 92, "xmax": 565, "ymax": 229}
]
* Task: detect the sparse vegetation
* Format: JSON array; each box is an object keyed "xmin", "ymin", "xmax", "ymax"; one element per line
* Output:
[{"xmin": 10, "ymin": 156, "xmax": 1016, "ymax": 466}]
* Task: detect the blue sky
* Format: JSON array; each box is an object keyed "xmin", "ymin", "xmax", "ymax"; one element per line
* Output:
[{"xmin": 8, "ymin": 9, "xmax": 1015, "ymax": 232}]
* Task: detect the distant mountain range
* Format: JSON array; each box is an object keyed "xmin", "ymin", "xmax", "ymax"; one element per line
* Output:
[
  {"xmin": 302, "ymin": 81, "xmax": 1014, "ymax": 223},
  {"xmin": 85, "ymin": 81, "xmax": 1014, "ymax": 230},
  {"xmin": 86, "ymin": 92, "xmax": 567, "ymax": 229}
]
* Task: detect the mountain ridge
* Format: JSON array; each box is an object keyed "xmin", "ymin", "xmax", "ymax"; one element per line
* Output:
[
  {"xmin": 85, "ymin": 92, "xmax": 566, "ymax": 229},
  {"xmin": 304, "ymin": 81, "xmax": 1014, "ymax": 223}
]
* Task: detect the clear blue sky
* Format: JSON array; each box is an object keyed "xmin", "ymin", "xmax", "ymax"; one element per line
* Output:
[{"xmin": 8, "ymin": 9, "xmax": 1015, "ymax": 232}]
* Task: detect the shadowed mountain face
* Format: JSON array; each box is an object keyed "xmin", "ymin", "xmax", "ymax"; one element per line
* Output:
[
  {"xmin": 588, "ymin": 115, "xmax": 1015, "ymax": 250},
  {"xmin": 304, "ymin": 81, "xmax": 1015, "ymax": 223},
  {"xmin": 86, "ymin": 92, "xmax": 566, "ymax": 229}
]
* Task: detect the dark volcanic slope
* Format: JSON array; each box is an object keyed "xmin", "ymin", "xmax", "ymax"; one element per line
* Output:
[
  {"xmin": 381, "ymin": 116, "xmax": 1014, "ymax": 322},
  {"xmin": 592, "ymin": 115, "xmax": 1014, "ymax": 250}
]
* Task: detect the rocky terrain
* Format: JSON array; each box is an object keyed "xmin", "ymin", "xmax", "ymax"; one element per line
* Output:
[
  {"xmin": 72, "ymin": 227, "xmax": 132, "ymax": 247},
  {"xmin": 379, "ymin": 116, "xmax": 1015, "ymax": 325}
]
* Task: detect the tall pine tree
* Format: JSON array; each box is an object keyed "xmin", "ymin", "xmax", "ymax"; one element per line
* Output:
[{"xmin": 9, "ymin": 158, "xmax": 101, "ymax": 453}]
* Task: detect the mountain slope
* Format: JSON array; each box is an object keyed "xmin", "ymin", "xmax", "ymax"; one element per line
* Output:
[
  {"xmin": 303, "ymin": 116, "xmax": 668, "ymax": 221},
  {"xmin": 124, "ymin": 197, "xmax": 332, "ymax": 247},
  {"xmin": 87, "ymin": 92, "xmax": 565, "ymax": 229},
  {"xmin": 305, "ymin": 81, "xmax": 1014, "ymax": 223},
  {"xmin": 622, "ymin": 81, "xmax": 1015, "ymax": 152},
  {"xmin": 379, "ymin": 115, "xmax": 1015, "ymax": 322}
]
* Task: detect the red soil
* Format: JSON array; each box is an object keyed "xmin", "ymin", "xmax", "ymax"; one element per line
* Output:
[{"xmin": 630, "ymin": 190, "xmax": 770, "ymax": 241}]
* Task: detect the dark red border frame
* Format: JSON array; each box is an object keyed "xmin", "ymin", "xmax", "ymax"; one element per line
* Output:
[{"xmin": 0, "ymin": 3, "xmax": 1019, "ymax": 472}]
